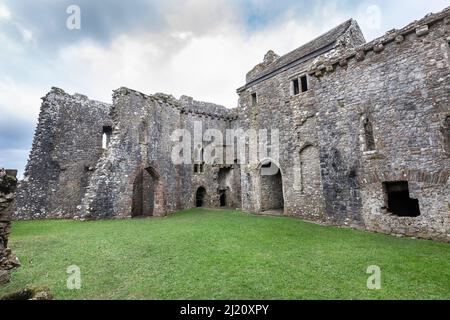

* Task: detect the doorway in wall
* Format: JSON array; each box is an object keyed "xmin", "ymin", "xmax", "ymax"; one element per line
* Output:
[
  {"xmin": 219, "ymin": 191, "xmax": 227, "ymax": 207},
  {"xmin": 260, "ymin": 161, "xmax": 284, "ymax": 213},
  {"xmin": 132, "ymin": 167, "xmax": 159, "ymax": 217},
  {"xmin": 196, "ymin": 187, "xmax": 207, "ymax": 208}
]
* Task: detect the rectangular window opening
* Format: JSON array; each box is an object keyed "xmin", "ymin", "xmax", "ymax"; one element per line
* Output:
[
  {"xmin": 383, "ymin": 182, "xmax": 421, "ymax": 217},
  {"xmin": 251, "ymin": 93, "xmax": 257, "ymax": 107},
  {"xmin": 292, "ymin": 78, "xmax": 300, "ymax": 95},
  {"xmin": 443, "ymin": 116, "xmax": 450, "ymax": 154},
  {"xmin": 300, "ymin": 75, "xmax": 308, "ymax": 92},
  {"xmin": 102, "ymin": 126, "xmax": 113, "ymax": 149}
]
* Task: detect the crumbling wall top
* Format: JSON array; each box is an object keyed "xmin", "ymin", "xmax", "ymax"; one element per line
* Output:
[{"xmin": 308, "ymin": 6, "xmax": 450, "ymax": 78}]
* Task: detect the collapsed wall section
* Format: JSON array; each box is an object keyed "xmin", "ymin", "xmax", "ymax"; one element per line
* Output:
[{"xmin": 13, "ymin": 88, "xmax": 112, "ymax": 219}]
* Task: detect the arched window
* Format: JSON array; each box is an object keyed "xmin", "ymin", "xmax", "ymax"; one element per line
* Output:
[{"xmin": 364, "ymin": 118, "xmax": 376, "ymax": 151}]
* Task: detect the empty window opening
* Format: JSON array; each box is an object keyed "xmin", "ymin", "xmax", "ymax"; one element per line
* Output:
[
  {"xmin": 251, "ymin": 93, "xmax": 257, "ymax": 107},
  {"xmin": 299, "ymin": 161, "xmax": 304, "ymax": 192},
  {"xmin": 102, "ymin": 126, "xmax": 112, "ymax": 149},
  {"xmin": 292, "ymin": 78, "xmax": 300, "ymax": 95},
  {"xmin": 194, "ymin": 148, "xmax": 205, "ymax": 174},
  {"xmin": 196, "ymin": 187, "xmax": 207, "ymax": 208},
  {"xmin": 364, "ymin": 118, "xmax": 376, "ymax": 151},
  {"xmin": 442, "ymin": 116, "xmax": 450, "ymax": 154},
  {"xmin": 300, "ymin": 75, "xmax": 308, "ymax": 92},
  {"xmin": 200, "ymin": 148, "xmax": 205, "ymax": 173},
  {"xmin": 383, "ymin": 182, "xmax": 421, "ymax": 217}
]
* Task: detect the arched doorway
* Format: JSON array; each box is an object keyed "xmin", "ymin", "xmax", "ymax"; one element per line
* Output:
[
  {"xmin": 132, "ymin": 167, "xmax": 159, "ymax": 217},
  {"xmin": 196, "ymin": 187, "xmax": 207, "ymax": 208},
  {"xmin": 260, "ymin": 161, "xmax": 284, "ymax": 212}
]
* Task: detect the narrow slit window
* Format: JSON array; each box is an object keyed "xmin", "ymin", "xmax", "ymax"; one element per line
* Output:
[
  {"xmin": 194, "ymin": 148, "xmax": 205, "ymax": 174},
  {"xmin": 200, "ymin": 148, "xmax": 205, "ymax": 173},
  {"xmin": 300, "ymin": 75, "xmax": 308, "ymax": 92},
  {"xmin": 102, "ymin": 126, "xmax": 112, "ymax": 149},
  {"xmin": 442, "ymin": 116, "xmax": 450, "ymax": 154},
  {"xmin": 251, "ymin": 93, "xmax": 257, "ymax": 107},
  {"xmin": 364, "ymin": 118, "xmax": 376, "ymax": 151},
  {"xmin": 292, "ymin": 78, "xmax": 300, "ymax": 95}
]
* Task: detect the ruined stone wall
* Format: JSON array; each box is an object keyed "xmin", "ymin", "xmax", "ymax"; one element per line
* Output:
[
  {"xmin": 13, "ymin": 88, "xmax": 112, "ymax": 219},
  {"xmin": 237, "ymin": 7, "xmax": 450, "ymax": 241},
  {"xmin": 78, "ymin": 88, "xmax": 239, "ymax": 219},
  {"xmin": 15, "ymin": 86, "xmax": 239, "ymax": 220},
  {"xmin": 236, "ymin": 18, "xmax": 364, "ymax": 219},
  {"xmin": 310, "ymin": 9, "xmax": 450, "ymax": 240},
  {"xmin": 79, "ymin": 88, "xmax": 183, "ymax": 218},
  {"xmin": 13, "ymin": 7, "xmax": 449, "ymax": 243},
  {"xmin": 180, "ymin": 96, "xmax": 238, "ymax": 209},
  {"xmin": 0, "ymin": 169, "xmax": 20, "ymax": 284}
]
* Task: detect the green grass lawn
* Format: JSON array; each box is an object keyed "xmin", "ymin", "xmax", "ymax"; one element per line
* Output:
[{"xmin": 1, "ymin": 209, "xmax": 450, "ymax": 300}]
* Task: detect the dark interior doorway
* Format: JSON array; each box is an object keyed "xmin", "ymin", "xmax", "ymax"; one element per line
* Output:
[
  {"xmin": 196, "ymin": 187, "xmax": 206, "ymax": 208},
  {"xmin": 132, "ymin": 167, "xmax": 157, "ymax": 217},
  {"xmin": 383, "ymin": 182, "xmax": 421, "ymax": 217},
  {"xmin": 219, "ymin": 191, "xmax": 226, "ymax": 207}
]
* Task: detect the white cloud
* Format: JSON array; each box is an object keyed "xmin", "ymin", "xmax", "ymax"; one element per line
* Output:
[
  {"xmin": 0, "ymin": 3, "xmax": 11, "ymax": 20},
  {"xmin": 0, "ymin": 77, "xmax": 43, "ymax": 122},
  {"xmin": 52, "ymin": 1, "xmax": 352, "ymax": 108},
  {"xmin": 364, "ymin": 5, "xmax": 382, "ymax": 31}
]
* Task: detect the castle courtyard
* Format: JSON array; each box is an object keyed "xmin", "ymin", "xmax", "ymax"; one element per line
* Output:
[{"xmin": 1, "ymin": 209, "xmax": 449, "ymax": 300}]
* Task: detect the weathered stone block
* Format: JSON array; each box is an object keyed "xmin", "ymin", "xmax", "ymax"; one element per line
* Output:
[{"xmin": 416, "ymin": 25, "xmax": 430, "ymax": 37}]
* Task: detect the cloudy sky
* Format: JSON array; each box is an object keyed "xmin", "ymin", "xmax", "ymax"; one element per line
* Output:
[{"xmin": 0, "ymin": 0, "xmax": 448, "ymax": 177}]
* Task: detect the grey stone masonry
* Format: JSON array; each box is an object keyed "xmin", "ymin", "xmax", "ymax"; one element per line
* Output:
[
  {"xmin": 237, "ymin": 6, "xmax": 450, "ymax": 241},
  {"xmin": 13, "ymin": 6, "xmax": 450, "ymax": 242},
  {"xmin": 0, "ymin": 168, "xmax": 20, "ymax": 284},
  {"xmin": 14, "ymin": 87, "xmax": 239, "ymax": 220}
]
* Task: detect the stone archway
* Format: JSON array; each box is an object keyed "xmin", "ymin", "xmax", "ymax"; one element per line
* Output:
[
  {"xmin": 259, "ymin": 160, "xmax": 284, "ymax": 212},
  {"xmin": 131, "ymin": 167, "xmax": 163, "ymax": 217},
  {"xmin": 195, "ymin": 187, "xmax": 207, "ymax": 208}
]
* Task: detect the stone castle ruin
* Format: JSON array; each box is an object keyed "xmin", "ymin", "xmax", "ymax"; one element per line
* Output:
[{"xmin": 13, "ymin": 7, "xmax": 450, "ymax": 242}]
